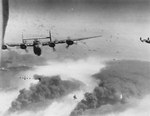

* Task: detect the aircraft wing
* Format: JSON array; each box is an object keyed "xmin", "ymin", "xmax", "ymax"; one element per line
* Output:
[
  {"xmin": 23, "ymin": 37, "xmax": 49, "ymax": 40},
  {"xmin": 42, "ymin": 41, "xmax": 50, "ymax": 46},
  {"xmin": 6, "ymin": 43, "xmax": 33, "ymax": 47},
  {"xmin": 56, "ymin": 35, "xmax": 102, "ymax": 44},
  {"xmin": 6, "ymin": 43, "xmax": 21, "ymax": 47}
]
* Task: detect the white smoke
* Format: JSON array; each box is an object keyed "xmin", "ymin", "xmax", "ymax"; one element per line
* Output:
[
  {"xmin": 116, "ymin": 95, "xmax": 150, "ymax": 116},
  {"xmin": 97, "ymin": 95, "xmax": 150, "ymax": 116},
  {"xmin": 0, "ymin": 57, "xmax": 106, "ymax": 116},
  {"xmin": 0, "ymin": 90, "xmax": 18, "ymax": 116},
  {"xmin": 25, "ymin": 57, "xmax": 106, "ymax": 92}
]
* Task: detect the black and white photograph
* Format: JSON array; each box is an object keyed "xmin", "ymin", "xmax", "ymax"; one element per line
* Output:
[{"xmin": 0, "ymin": 0, "xmax": 150, "ymax": 116}]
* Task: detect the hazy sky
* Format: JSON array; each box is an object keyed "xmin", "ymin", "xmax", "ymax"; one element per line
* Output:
[{"xmin": 3, "ymin": 0, "xmax": 150, "ymax": 61}]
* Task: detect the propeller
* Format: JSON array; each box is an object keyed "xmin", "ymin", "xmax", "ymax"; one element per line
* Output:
[
  {"xmin": 25, "ymin": 49, "xmax": 29, "ymax": 53},
  {"xmin": 15, "ymin": 45, "xmax": 28, "ymax": 53},
  {"xmin": 80, "ymin": 41, "xmax": 86, "ymax": 45},
  {"xmin": 52, "ymin": 47, "xmax": 56, "ymax": 52},
  {"xmin": 74, "ymin": 41, "xmax": 78, "ymax": 45},
  {"xmin": 7, "ymin": 47, "xmax": 11, "ymax": 51},
  {"xmin": 66, "ymin": 45, "xmax": 69, "ymax": 49}
]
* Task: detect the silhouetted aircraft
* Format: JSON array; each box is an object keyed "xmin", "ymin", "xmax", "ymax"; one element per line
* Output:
[
  {"xmin": 2, "ymin": 32, "xmax": 49, "ymax": 56},
  {"xmin": 2, "ymin": 31, "xmax": 101, "ymax": 56},
  {"xmin": 140, "ymin": 37, "xmax": 150, "ymax": 44}
]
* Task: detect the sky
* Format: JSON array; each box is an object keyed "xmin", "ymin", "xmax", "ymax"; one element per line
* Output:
[
  {"xmin": 2, "ymin": 0, "xmax": 149, "ymax": 61},
  {"xmin": 0, "ymin": 0, "xmax": 150, "ymax": 116}
]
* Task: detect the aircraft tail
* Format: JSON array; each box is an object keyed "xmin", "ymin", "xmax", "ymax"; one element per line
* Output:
[
  {"xmin": 140, "ymin": 37, "xmax": 144, "ymax": 42},
  {"xmin": 48, "ymin": 30, "xmax": 52, "ymax": 42},
  {"xmin": 22, "ymin": 30, "xmax": 52, "ymax": 41},
  {"xmin": 22, "ymin": 33, "xmax": 25, "ymax": 43}
]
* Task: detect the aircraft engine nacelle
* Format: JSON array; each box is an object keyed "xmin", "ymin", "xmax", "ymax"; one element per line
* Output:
[
  {"xmin": 20, "ymin": 44, "xmax": 27, "ymax": 49},
  {"xmin": 2, "ymin": 45, "xmax": 7, "ymax": 50},
  {"xmin": 66, "ymin": 40, "xmax": 74, "ymax": 45},
  {"xmin": 49, "ymin": 42, "xmax": 55, "ymax": 48}
]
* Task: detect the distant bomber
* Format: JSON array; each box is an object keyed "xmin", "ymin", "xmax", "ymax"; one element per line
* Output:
[{"xmin": 140, "ymin": 37, "xmax": 150, "ymax": 44}]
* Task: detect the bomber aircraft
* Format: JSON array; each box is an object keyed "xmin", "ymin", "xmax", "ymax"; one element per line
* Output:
[
  {"xmin": 140, "ymin": 37, "xmax": 150, "ymax": 44},
  {"xmin": 2, "ymin": 31, "xmax": 101, "ymax": 56}
]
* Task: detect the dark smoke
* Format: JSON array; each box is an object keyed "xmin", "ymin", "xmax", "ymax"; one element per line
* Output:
[
  {"xmin": 70, "ymin": 81, "xmax": 123, "ymax": 116},
  {"xmin": 2, "ymin": 0, "xmax": 9, "ymax": 41},
  {"xmin": 70, "ymin": 60, "xmax": 150, "ymax": 116},
  {"xmin": 8, "ymin": 75, "xmax": 82, "ymax": 113}
]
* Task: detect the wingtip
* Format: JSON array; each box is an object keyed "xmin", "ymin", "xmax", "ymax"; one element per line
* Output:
[{"xmin": 95, "ymin": 35, "xmax": 102, "ymax": 37}]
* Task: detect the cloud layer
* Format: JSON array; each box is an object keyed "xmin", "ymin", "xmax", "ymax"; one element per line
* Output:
[{"xmin": 0, "ymin": 56, "xmax": 106, "ymax": 116}]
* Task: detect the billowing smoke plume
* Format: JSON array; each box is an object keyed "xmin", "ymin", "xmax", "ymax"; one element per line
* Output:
[
  {"xmin": 70, "ymin": 60, "xmax": 150, "ymax": 116},
  {"xmin": 2, "ymin": 0, "xmax": 9, "ymax": 41},
  {"xmin": 8, "ymin": 75, "xmax": 82, "ymax": 113},
  {"xmin": 0, "ymin": 56, "xmax": 104, "ymax": 116},
  {"xmin": 70, "ymin": 80, "xmax": 124, "ymax": 116}
]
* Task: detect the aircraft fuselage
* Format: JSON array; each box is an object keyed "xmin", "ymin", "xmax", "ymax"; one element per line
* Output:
[
  {"xmin": 145, "ymin": 40, "xmax": 150, "ymax": 44},
  {"xmin": 33, "ymin": 40, "xmax": 42, "ymax": 56}
]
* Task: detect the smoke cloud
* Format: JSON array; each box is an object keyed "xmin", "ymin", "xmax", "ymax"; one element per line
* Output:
[
  {"xmin": 25, "ymin": 57, "xmax": 106, "ymax": 92},
  {"xmin": 0, "ymin": 90, "xmax": 18, "ymax": 115},
  {"xmin": 70, "ymin": 60, "xmax": 150, "ymax": 116},
  {"xmin": 0, "ymin": 56, "xmax": 105, "ymax": 116},
  {"xmin": 115, "ymin": 94, "xmax": 150, "ymax": 116},
  {"xmin": 70, "ymin": 80, "xmax": 124, "ymax": 116},
  {"xmin": 1, "ymin": 56, "xmax": 149, "ymax": 116},
  {"xmin": 8, "ymin": 75, "xmax": 82, "ymax": 113}
]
